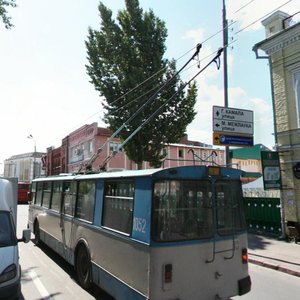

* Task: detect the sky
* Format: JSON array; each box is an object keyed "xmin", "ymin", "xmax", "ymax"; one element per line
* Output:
[{"xmin": 0, "ymin": 0, "xmax": 299, "ymax": 172}]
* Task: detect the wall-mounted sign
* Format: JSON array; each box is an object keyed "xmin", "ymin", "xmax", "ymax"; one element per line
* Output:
[{"xmin": 261, "ymin": 151, "xmax": 282, "ymax": 190}]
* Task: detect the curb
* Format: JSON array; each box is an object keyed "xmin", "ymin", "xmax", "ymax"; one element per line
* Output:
[{"xmin": 249, "ymin": 257, "xmax": 300, "ymax": 277}]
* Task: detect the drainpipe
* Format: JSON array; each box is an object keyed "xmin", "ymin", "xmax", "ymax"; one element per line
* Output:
[
  {"xmin": 252, "ymin": 46, "xmax": 278, "ymax": 146},
  {"xmin": 252, "ymin": 45, "xmax": 285, "ymax": 238}
]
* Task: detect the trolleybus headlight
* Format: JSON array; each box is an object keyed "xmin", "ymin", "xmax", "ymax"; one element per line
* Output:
[
  {"xmin": 0, "ymin": 264, "xmax": 17, "ymax": 283},
  {"xmin": 242, "ymin": 248, "xmax": 248, "ymax": 264}
]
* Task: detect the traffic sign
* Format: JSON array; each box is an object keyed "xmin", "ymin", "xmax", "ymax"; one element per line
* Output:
[
  {"xmin": 213, "ymin": 119, "xmax": 253, "ymax": 135},
  {"xmin": 213, "ymin": 106, "xmax": 254, "ymax": 135},
  {"xmin": 213, "ymin": 132, "xmax": 254, "ymax": 147}
]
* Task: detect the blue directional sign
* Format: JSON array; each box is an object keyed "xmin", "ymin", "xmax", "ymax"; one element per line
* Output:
[{"xmin": 213, "ymin": 132, "xmax": 254, "ymax": 147}]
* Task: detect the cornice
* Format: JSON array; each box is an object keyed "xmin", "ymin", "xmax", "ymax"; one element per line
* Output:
[{"xmin": 256, "ymin": 23, "xmax": 300, "ymax": 56}]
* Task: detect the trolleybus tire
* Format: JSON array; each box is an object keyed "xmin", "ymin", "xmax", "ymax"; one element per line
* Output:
[{"xmin": 75, "ymin": 244, "xmax": 91, "ymax": 290}]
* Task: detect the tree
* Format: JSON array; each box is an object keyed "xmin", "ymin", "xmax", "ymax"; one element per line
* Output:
[
  {"xmin": 86, "ymin": 0, "xmax": 197, "ymax": 168},
  {"xmin": 0, "ymin": 0, "xmax": 17, "ymax": 29}
]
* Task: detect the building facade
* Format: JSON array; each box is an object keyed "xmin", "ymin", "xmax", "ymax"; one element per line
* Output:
[
  {"xmin": 230, "ymin": 144, "xmax": 270, "ymax": 183},
  {"xmin": 46, "ymin": 122, "xmax": 226, "ymax": 175},
  {"xmin": 4, "ymin": 152, "xmax": 46, "ymax": 182},
  {"xmin": 253, "ymin": 11, "xmax": 300, "ymax": 227}
]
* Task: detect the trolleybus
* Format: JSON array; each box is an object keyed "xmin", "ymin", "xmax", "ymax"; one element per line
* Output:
[{"xmin": 28, "ymin": 165, "xmax": 251, "ymax": 300}]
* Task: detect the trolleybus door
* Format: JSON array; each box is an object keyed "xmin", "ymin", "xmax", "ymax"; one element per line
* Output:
[{"xmin": 60, "ymin": 181, "xmax": 77, "ymax": 262}]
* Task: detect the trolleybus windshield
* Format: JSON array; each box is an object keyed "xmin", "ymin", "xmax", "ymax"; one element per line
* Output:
[{"xmin": 152, "ymin": 179, "xmax": 246, "ymax": 242}]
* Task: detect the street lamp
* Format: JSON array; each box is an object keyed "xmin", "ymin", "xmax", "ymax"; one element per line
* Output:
[{"xmin": 27, "ymin": 134, "xmax": 36, "ymax": 180}]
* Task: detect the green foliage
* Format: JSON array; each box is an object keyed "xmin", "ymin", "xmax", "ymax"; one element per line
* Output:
[
  {"xmin": 86, "ymin": 0, "xmax": 198, "ymax": 167},
  {"xmin": 0, "ymin": 0, "xmax": 17, "ymax": 29}
]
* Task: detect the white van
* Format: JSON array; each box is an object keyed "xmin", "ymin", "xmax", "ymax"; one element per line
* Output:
[{"xmin": 0, "ymin": 178, "xmax": 31, "ymax": 300}]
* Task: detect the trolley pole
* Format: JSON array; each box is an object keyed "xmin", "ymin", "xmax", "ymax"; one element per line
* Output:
[{"xmin": 222, "ymin": 0, "xmax": 230, "ymax": 167}]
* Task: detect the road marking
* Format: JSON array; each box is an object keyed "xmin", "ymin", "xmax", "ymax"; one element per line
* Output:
[{"xmin": 28, "ymin": 270, "xmax": 51, "ymax": 299}]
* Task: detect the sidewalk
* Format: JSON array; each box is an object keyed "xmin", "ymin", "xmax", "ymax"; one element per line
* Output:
[{"xmin": 248, "ymin": 233, "xmax": 300, "ymax": 277}]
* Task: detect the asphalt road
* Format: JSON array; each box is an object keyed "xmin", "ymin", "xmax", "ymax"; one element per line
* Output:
[{"xmin": 17, "ymin": 204, "xmax": 113, "ymax": 300}]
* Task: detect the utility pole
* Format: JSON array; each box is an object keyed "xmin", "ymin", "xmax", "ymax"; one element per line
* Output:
[
  {"xmin": 27, "ymin": 134, "xmax": 36, "ymax": 180},
  {"xmin": 222, "ymin": 0, "xmax": 230, "ymax": 166}
]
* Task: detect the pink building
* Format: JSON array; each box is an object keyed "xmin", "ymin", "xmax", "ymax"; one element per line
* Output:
[{"xmin": 46, "ymin": 123, "xmax": 225, "ymax": 175}]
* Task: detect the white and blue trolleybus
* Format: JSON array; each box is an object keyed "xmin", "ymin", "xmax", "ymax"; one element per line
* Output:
[{"xmin": 28, "ymin": 165, "xmax": 251, "ymax": 300}]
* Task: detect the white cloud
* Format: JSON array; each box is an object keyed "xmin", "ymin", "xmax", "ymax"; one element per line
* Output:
[
  {"xmin": 182, "ymin": 28, "xmax": 205, "ymax": 45},
  {"xmin": 227, "ymin": 0, "xmax": 300, "ymax": 32}
]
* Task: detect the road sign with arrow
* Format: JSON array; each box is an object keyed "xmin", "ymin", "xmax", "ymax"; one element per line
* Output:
[
  {"xmin": 213, "ymin": 105, "xmax": 254, "ymax": 147},
  {"xmin": 213, "ymin": 106, "xmax": 254, "ymax": 135}
]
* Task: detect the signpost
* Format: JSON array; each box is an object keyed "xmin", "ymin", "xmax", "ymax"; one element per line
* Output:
[{"xmin": 213, "ymin": 105, "xmax": 254, "ymax": 147}]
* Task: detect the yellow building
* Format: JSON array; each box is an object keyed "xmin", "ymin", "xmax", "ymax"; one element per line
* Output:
[{"xmin": 253, "ymin": 11, "xmax": 300, "ymax": 230}]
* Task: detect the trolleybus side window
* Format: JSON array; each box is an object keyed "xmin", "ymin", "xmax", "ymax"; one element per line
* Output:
[
  {"xmin": 51, "ymin": 181, "xmax": 62, "ymax": 212},
  {"xmin": 76, "ymin": 180, "xmax": 96, "ymax": 222},
  {"xmin": 152, "ymin": 180, "xmax": 213, "ymax": 242},
  {"xmin": 62, "ymin": 181, "xmax": 77, "ymax": 216},
  {"xmin": 35, "ymin": 181, "xmax": 43, "ymax": 205},
  {"xmin": 31, "ymin": 182, "xmax": 37, "ymax": 204},
  {"xmin": 42, "ymin": 181, "xmax": 52, "ymax": 209},
  {"xmin": 216, "ymin": 180, "xmax": 246, "ymax": 235},
  {"xmin": 102, "ymin": 180, "xmax": 134, "ymax": 234}
]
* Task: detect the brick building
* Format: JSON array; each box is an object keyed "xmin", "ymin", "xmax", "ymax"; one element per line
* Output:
[{"xmin": 46, "ymin": 122, "xmax": 225, "ymax": 175}]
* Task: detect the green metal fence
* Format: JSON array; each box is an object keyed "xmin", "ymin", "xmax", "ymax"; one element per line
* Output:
[{"xmin": 243, "ymin": 197, "xmax": 282, "ymax": 236}]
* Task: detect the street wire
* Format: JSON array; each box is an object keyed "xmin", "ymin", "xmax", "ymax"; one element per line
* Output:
[
  {"xmin": 235, "ymin": 0, "xmax": 293, "ymax": 34},
  {"xmin": 99, "ymin": 48, "xmax": 224, "ymax": 170},
  {"xmin": 82, "ymin": 44, "xmax": 203, "ymax": 170}
]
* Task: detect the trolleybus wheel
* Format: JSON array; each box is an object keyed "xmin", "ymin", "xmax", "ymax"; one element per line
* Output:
[
  {"xmin": 34, "ymin": 221, "xmax": 41, "ymax": 246},
  {"xmin": 76, "ymin": 244, "xmax": 91, "ymax": 289}
]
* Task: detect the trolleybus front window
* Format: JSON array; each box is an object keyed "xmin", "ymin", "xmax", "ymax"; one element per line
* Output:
[
  {"xmin": 152, "ymin": 180, "xmax": 213, "ymax": 242},
  {"xmin": 216, "ymin": 180, "xmax": 246, "ymax": 235}
]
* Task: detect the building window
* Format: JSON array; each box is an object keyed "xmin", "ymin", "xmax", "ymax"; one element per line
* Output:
[
  {"xmin": 69, "ymin": 145, "xmax": 84, "ymax": 163},
  {"xmin": 293, "ymin": 70, "xmax": 300, "ymax": 127},
  {"xmin": 109, "ymin": 142, "xmax": 122, "ymax": 152},
  {"xmin": 178, "ymin": 149, "xmax": 184, "ymax": 158},
  {"xmin": 269, "ymin": 26, "xmax": 275, "ymax": 34},
  {"xmin": 87, "ymin": 140, "xmax": 93, "ymax": 153}
]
